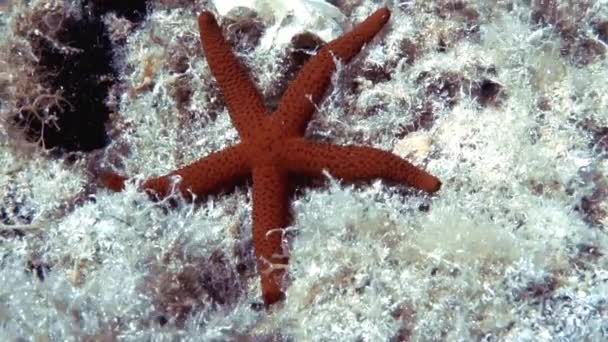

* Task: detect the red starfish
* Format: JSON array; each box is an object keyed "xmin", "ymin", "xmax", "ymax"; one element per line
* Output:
[{"xmin": 102, "ymin": 7, "xmax": 441, "ymax": 305}]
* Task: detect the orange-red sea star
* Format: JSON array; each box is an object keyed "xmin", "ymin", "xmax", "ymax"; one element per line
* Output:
[{"xmin": 102, "ymin": 7, "xmax": 441, "ymax": 305}]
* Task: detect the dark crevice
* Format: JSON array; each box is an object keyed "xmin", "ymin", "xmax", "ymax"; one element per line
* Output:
[
  {"xmin": 88, "ymin": 0, "xmax": 148, "ymax": 23},
  {"xmin": 15, "ymin": 1, "xmax": 149, "ymax": 153}
]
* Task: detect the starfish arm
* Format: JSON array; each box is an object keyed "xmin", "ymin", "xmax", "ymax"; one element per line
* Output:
[
  {"xmin": 102, "ymin": 143, "xmax": 251, "ymax": 200},
  {"xmin": 273, "ymin": 8, "xmax": 391, "ymax": 136},
  {"xmin": 100, "ymin": 171, "xmax": 129, "ymax": 192},
  {"xmin": 280, "ymin": 138, "xmax": 441, "ymax": 193},
  {"xmin": 144, "ymin": 143, "xmax": 252, "ymax": 200},
  {"xmin": 251, "ymin": 165, "xmax": 290, "ymax": 305},
  {"xmin": 198, "ymin": 12, "xmax": 267, "ymax": 141}
]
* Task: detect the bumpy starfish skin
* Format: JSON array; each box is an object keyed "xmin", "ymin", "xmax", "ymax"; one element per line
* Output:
[{"xmin": 102, "ymin": 8, "xmax": 441, "ymax": 305}]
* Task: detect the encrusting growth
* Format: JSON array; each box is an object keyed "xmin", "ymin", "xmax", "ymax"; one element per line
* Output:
[{"xmin": 102, "ymin": 7, "xmax": 441, "ymax": 306}]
